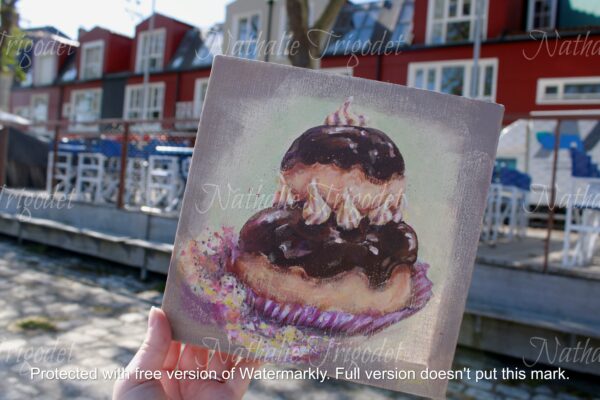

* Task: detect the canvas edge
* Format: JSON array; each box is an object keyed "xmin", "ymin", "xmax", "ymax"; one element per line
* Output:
[{"xmin": 162, "ymin": 55, "xmax": 507, "ymax": 399}]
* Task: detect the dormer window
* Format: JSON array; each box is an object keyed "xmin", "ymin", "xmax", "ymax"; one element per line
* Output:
[
  {"xmin": 234, "ymin": 13, "xmax": 260, "ymax": 59},
  {"xmin": 391, "ymin": 0, "xmax": 415, "ymax": 44},
  {"xmin": 80, "ymin": 40, "xmax": 104, "ymax": 80},
  {"xmin": 136, "ymin": 28, "xmax": 166, "ymax": 73},
  {"xmin": 427, "ymin": 0, "xmax": 488, "ymax": 44},
  {"xmin": 33, "ymin": 53, "xmax": 57, "ymax": 86},
  {"xmin": 527, "ymin": 0, "xmax": 557, "ymax": 31}
]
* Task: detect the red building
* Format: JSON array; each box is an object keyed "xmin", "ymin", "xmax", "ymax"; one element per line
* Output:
[
  {"xmin": 321, "ymin": 0, "xmax": 600, "ymax": 121},
  {"xmin": 9, "ymin": 1, "xmax": 600, "ymax": 130}
]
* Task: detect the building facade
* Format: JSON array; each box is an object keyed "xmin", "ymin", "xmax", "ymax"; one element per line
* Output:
[{"xmin": 9, "ymin": 0, "xmax": 600, "ymax": 130}]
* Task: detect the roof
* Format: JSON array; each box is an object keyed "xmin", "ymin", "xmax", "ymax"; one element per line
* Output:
[
  {"xmin": 24, "ymin": 26, "xmax": 70, "ymax": 39},
  {"xmin": 23, "ymin": 26, "xmax": 79, "ymax": 47},
  {"xmin": 136, "ymin": 12, "xmax": 196, "ymax": 31},
  {"xmin": 167, "ymin": 25, "xmax": 223, "ymax": 71},
  {"xmin": 324, "ymin": 0, "xmax": 412, "ymax": 56},
  {"xmin": 0, "ymin": 110, "xmax": 30, "ymax": 126}
]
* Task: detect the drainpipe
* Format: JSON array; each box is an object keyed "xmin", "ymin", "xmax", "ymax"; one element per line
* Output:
[
  {"xmin": 265, "ymin": 0, "xmax": 275, "ymax": 62},
  {"xmin": 376, "ymin": 52, "xmax": 383, "ymax": 81},
  {"xmin": 141, "ymin": 0, "xmax": 157, "ymax": 122},
  {"xmin": 0, "ymin": 126, "xmax": 7, "ymax": 187},
  {"xmin": 470, "ymin": 0, "xmax": 484, "ymax": 98}
]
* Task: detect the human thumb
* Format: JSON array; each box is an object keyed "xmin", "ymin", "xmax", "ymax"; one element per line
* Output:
[{"xmin": 127, "ymin": 306, "xmax": 172, "ymax": 375}]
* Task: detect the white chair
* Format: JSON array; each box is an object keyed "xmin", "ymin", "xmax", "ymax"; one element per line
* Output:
[
  {"xmin": 125, "ymin": 157, "xmax": 148, "ymax": 206},
  {"xmin": 562, "ymin": 178, "xmax": 600, "ymax": 267},
  {"xmin": 481, "ymin": 183, "xmax": 502, "ymax": 243},
  {"xmin": 497, "ymin": 185, "xmax": 529, "ymax": 241},
  {"xmin": 75, "ymin": 153, "xmax": 106, "ymax": 203},
  {"xmin": 482, "ymin": 184, "xmax": 530, "ymax": 244},
  {"xmin": 46, "ymin": 151, "xmax": 75, "ymax": 194},
  {"xmin": 146, "ymin": 155, "xmax": 181, "ymax": 211}
]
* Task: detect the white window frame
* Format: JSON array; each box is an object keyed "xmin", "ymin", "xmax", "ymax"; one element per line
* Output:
[
  {"xmin": 527, "ymin": 0, "xmax": 558, "ymax": 31},
  {"xmin": 135, "ymin": 28, "xmax": 166, "ymax": 73},
  {"xmin": 33, "ymin": 53, "xmax": 57, "ymax": 86},
  {"xmin": 30, "ymin": 93, "xmax": 49, "ymax": 122},
  {"xmin": 193, "ymin": 78, "xmax": 209, "ymax": 117},
  {"xmin": 323, "ymin": 67, "xmax": 354, "ymax": 76},
  {"xmin": 407, "ymin": 58, "xmax": 498, "ymax": 101},
  {"xmin": 69, "ymin": 88, "xmax": 103, "ymax": 131},
  {"xmin": 426, "ymin": 0, "xmax": 489, "ymax": 44},
  {"xmin": 123, "ymin": 82, "xmax": 166, "ymax": 121},
  {"xmin": 536, "ymin": 77, "xmax": 600, "ymax": 105},
  {"xmin": 232, "ymin": 12, "xmax": 261, "ymax": 59},
  {"xmin": 30, "ymin": 93, "xmax": 49, "ymax": 133},
  {"xmin": 79, "ymin": 40, "xmax": 105, "ymax": 80}
]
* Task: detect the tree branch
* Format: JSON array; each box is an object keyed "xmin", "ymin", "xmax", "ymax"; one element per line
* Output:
[{"xmin": 286, "ymin": 0, "xmax": 345, "ymax": 68}]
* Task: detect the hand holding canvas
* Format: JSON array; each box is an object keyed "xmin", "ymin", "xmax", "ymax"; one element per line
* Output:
[{"xmin": 113, "ymin": 307, "xmax": 260, "ymax": 400}]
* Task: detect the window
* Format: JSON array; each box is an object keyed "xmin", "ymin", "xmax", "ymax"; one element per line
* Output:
[
  {"xmin": 234, "ymin": 13, "xmax": 260, "ymax": 59},
  {"xmin": 193, "ymin": 79, "xmax": 209, "ymax": 117},
  {"xmin": 33, "ymin": 54, "xmax": 56, "ymax": 86},
  {"xmin": 408, "ymin": 58, "xmax": 498, "ymax": 101},
  {"xmin": 30, "ymin": 94, "xmax": 49, "ymax": 122},
  {"xmin": 124, "ymin": 83, "xmax": 165, "ymax": 120},
  {"xmin": 70, "ymin": 89, "xmax": 102, "ymax": 130},
  {"xmin": 391, "ymin": 0, "xmax": 415, "ymax": 44},
  {"xmin": 30, "ymin": 93, "xmax": 49, "ymax": 133},
  {"xmin": 135, "ymin": 29, "xmax": 166, "ymax": 73},
  {"xmin": 427, "ymin": 0, "xmax": 488, "ymax": 44},
  {"xmin": 527, "ymin": 0, "xmax": 557, "ymax": 30},
  {"xmin": 537, "ymin": 77, "xmax": 600, "ymax": 104},
  {"xmin": 80, "ymin": 40, "xmax": 104, "ymax": 80},
  {"xmin": 323, "ymin": 67, "xmax": 354, "ymax": 76}
]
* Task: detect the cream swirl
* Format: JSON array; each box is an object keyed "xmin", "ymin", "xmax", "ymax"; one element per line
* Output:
[
  {"xmin": 302, "ymin": 179, "xmax": 332, "ymax": 225},
  {"xmin": 273, "ymin": 174, "xmax": 295, "ymax": 207},
  {"xmin": 336, "ymin": 189, "xmax": 363, "ymax": 230},
  {"xmin": 324, "ymin": 96, "xmax": 367, "ymax": 127}
]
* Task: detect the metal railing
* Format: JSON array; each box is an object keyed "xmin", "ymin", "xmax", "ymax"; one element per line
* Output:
[{"xmin": 0, "ymin": 117, "xmax": 199, "ymax": 214}]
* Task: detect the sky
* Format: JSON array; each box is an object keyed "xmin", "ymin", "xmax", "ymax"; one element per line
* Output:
[
  {"xmin": 17, "ymin": 0, "xmax": 375, "ymax": 40},
  {"xmin": 17, "ymin": 0, "xmax": 229, "ymax": 39}
]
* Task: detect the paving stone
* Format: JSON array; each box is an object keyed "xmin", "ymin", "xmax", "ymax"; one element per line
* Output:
[
  {"xmin": 496, "ymin": 384, "xmax": 531, "ymax": 399},
  {"xmin": 533, "ymin": 395, "xmax": 556, "ymax": 400},
  {"xmin": 464, "ymin": 387, "xmax": 501, "ymax": 400},
  {"xmin": 534, "ymin": 385, "xmax": 554, "ymax": 395},
  {"xmin": 464, "ymin": 377, "xmax": 494, "ymax": 391},
  {"xmin": 118, "ymin": 312, "xmax": 146, "ymax": 323},
  {"xmin": 558, "ymin": 394, "xmax": 583, "ymax": 400},
  {"xmin": 447, "ymin": 380, "xmax": 466, "ymax": 394}
]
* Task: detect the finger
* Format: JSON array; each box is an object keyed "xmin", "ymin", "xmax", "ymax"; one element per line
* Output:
[
  {"xmin": 206, "ymin": 351, "xmax": 238, "ymax": 378},
  {"xmin": 159, "ymin": 341, "xmax": 183, "ymax": 400},
  {"xmin": 163, "ymin": 341, "xmax": 181, "ymax": 371},
  {"xmin": 226, "ymin": 359, "xmax": 264, "ymax": 399},
  {"xmin": 113, "ymin": 307, "xmax": 172, "ymax": 399},
  {"xmin": 126, "ymin": 307, "xmax": 172, "ymax": 381},
  {"xmin": 178, "ymin": 343, "xmax": 209, "ymax": 372}
]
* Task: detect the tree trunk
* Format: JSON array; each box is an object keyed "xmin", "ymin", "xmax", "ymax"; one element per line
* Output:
[
  {"xmin": 286, "ymin": 0, "xmax": 345, "ymax": 68},
  {"xmin": 0, "ymin": 71, "xmax": 14, "ymax": 112},
  {"xmin": 0, "ymin": 0, "xmax": 18, "ymax": 112}
]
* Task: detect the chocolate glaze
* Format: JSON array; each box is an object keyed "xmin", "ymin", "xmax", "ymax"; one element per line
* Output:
[
  {"xmin": 281, "ymin": 125, "xmax": 405, "ymax": 182},
  {"xmin": 238, "ymin": 206, "xmax": 418, "ymax": 288}
]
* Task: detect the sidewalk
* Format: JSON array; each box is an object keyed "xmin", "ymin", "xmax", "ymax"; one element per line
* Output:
[{"xmin": 0, "ymin": 237, "xmax": 597, "ymax": 400}]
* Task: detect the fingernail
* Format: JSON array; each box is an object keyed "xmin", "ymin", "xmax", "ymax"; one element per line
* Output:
[{"xmin": 148, "ymin": 306, "xmax": 159, "ymax": 328}]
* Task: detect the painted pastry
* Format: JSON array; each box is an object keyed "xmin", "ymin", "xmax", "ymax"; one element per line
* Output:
[
  {"xmin": 276, "ymin": 97, "xmax": 406, "ymax": 227},
  {"xmin": 230, "ymin": 98, "xmax": 432, "ymax": 336}
]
